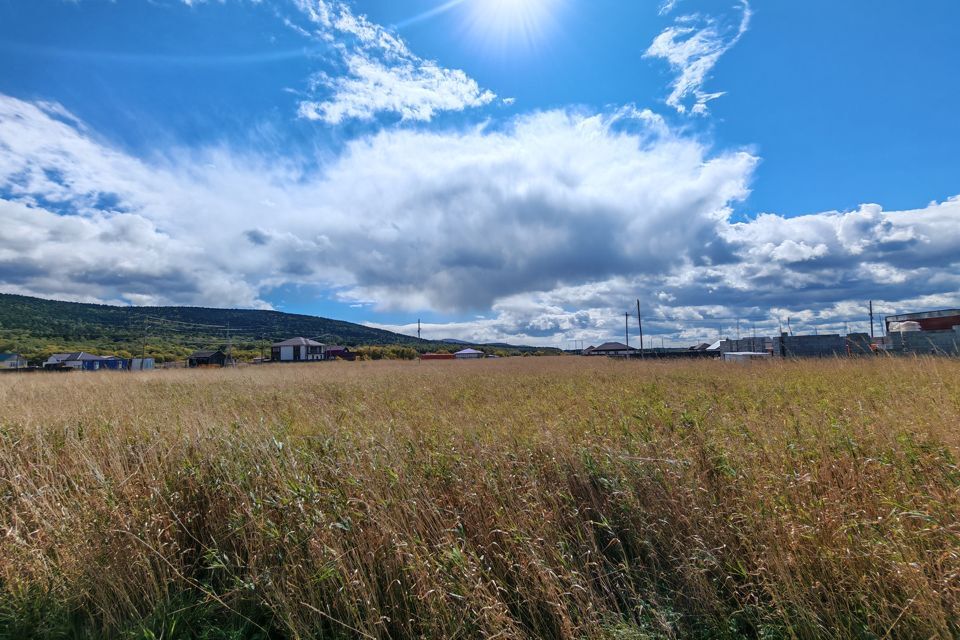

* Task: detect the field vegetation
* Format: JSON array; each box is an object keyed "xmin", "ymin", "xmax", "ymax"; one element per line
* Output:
[{"xmin": 1, "ymin": 357, "xmax": 958, "ymax": 639}]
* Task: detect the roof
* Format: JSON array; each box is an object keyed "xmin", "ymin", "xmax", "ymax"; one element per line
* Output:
[
  {"xmin": 886, "ymin": 308, "xmax": 960, "ymax": 322},
  {"xmin": 454, "ymin": 348, "xmax": 484, "ymax": 355},
  {"xmin": 592, "ymin": 342, "xmax": 635, "ymax": 352},
  {"xmin": 272, "ymin": 337, "xmax": 324, "ymax": 347},
  {"xmin": 0, "ymin": 353, "xmax": 22, "ymax": 362},
  {"xmin": 189, "ymin": 350, "xmax": 223, "ymax": 358},
  {"xmin": 49, "ymin": 352, "xmax": 107, "ymax": 362},
  {"xmin": 325, "ymin": 345, "xmax": 349, "ymax": 351}
]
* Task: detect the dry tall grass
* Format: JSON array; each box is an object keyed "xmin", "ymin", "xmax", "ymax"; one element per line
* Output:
[{"xmin": 1, "ymin": 357, "xmax": 958, "ymax": 639}]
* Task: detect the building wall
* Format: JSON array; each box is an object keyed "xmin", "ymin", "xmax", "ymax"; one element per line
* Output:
[
  {"xmin": 719, "ymin": 338, "xmax": 771, "ymax": 353},
  {"xmin": 0, "ymin": 356, "xmax": 26, "ymax": 369},
  {"xmin": 888, "ymin": 327, "xmax": 960, "ymax": 355},
  {"xmin": 773, "ymin": 334, "xmax": 847, "ymax": 358}
]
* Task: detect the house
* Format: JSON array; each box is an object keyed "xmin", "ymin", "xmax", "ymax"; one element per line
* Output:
[
  {"xmin": 586, "ymin": 342, "xmax": 636, "ymax": 357},
  {"xmin": 187, "ymin": 350, "xmax": 228, "ymax": 368},
  {"xmin": 0, "ymin": 353, "xmax": 27, "ymax": 369},
  {"xmin": 271, "ymin": 337, "xmax": 325, "ymax": 362},
  {"xmin": 454, "ymin": 348, "xmax": 484, "ymax": 359},
  {"xmin": 43, "ymin": 352, "xmax": 112, "ymax": 370},
  {"xmin": 324, "ymin": 346, "xmax": 355, "ymax": 361}
]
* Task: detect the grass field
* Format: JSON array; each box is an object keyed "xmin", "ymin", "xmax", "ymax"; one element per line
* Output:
[{"xmin": 1, "ymin": 357, "xmax": 958, "ymax": 639}]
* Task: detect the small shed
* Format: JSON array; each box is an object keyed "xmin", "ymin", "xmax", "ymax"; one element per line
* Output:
[
  {"xmin": 188, "ymin": 350, "xmax": 227, "ymax": 368},
  {"xmin": 0, "ymin": 353, "xmax": 27, "ymax": 369},
  {"xmin": 324, "ymin": 346, "xmax": 355, "ymax": 361},
  {"xmin": 454, "ymin": 348, "xmax": 484, "ymax": 359}
]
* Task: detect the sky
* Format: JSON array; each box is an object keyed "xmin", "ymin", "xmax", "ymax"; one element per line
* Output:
[{"xmin": 0, "ymin": 0, "xmax": 958, "ymax": 347}]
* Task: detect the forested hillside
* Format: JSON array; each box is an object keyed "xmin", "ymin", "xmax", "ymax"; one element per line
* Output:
[
  {"xmin": 0, "ymin": 294, "xmax": 552, "ymax": 364},
  {"xmin": 0, "ymin": 293, "xmax": 423, "ymax": 363}
]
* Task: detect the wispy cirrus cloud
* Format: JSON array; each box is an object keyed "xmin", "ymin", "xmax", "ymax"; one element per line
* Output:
[
  {"xmin": 645, "ymin": 0, "xmax": 751, "ymax": 115},
  {"xmin": 291, "ymin": 0, "xmax": 496, "ymax": 123}
]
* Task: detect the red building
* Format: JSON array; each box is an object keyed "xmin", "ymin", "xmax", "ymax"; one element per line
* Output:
[{"xmin": 885, "ymin": 309, "xmax": 960, "ymax": 332}]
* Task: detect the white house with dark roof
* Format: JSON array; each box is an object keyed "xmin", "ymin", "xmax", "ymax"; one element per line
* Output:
[
  {"xmin": 585, "ymin": 342, "xmax": 636, "ymax": 356},
  {"xmin": 271, "ymin": 337, "xmax": 325, "ymax": 362}
]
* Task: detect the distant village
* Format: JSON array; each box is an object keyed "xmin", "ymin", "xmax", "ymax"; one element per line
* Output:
[{"xmin": 1, "ymin": 307, "xmax": 958, "ymax": 373}]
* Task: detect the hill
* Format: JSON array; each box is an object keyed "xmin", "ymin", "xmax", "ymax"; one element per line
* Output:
[{"xmin": 0, "ymin": 293, "xmax": 550, "ymax": 364}]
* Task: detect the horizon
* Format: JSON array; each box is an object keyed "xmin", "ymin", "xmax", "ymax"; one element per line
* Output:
[{"xmin": 1, "ymin": 0, "xmax": 959, "ymax": 347}]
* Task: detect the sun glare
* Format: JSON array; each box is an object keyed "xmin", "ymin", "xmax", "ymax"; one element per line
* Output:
[{"xmin": 464, "ymin": 0, "xmax": 562, "ymax": 53}]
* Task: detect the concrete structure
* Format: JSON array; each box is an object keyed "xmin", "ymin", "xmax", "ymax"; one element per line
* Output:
[
  {"xmin": 271, "ymin": 337, "xmax": 325, "ymax": 362},
  {"xmin": 454, "ymin": 348, "xmax": 484, "ymax": 359},
  {"xmin": 717, "ymin": 337, "xmax": 772, "ymax": 354},
  {"xmin": 887, "ymin": 326, "xmax": 960, "ymax": 355},
  {"xmin": 773, "ymin": 333, "xmax": 847, "ymax": 358},
  {"xmin": 0, "ymin": 353, "xmax": 27, "ymax": 369},
  {"xmin": 845, "ymin": 333, "xmax": 875, "ymax": 356},
  {"xmin": 586, "ymin": 342, "xmax": 636, "ymax": 356}
]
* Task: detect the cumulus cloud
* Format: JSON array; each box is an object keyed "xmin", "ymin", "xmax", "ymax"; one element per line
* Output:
[
  {"xmin": 291, "ymin": 0, "xmax": 496, "ymax": 123},
  {"xmin": 645, "ymin": 0, "xmax": 751, "ymax": 115},
  {"xmin": 2, "ymin": 93, "xmax": 959, "ymax": 346}
]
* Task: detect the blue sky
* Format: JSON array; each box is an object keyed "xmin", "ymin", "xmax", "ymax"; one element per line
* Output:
[{"xmin": 1, "ymin": 0, "xmax": 958, "ymax": 346}]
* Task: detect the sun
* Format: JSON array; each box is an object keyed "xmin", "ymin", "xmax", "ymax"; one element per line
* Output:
[{"xmin": 463, "ymin": 0, "xmax": 563, "ymax": 52}]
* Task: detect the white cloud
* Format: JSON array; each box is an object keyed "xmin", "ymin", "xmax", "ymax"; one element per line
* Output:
[
  {"xmin": 291, "ymin": 1, "xmax": 496, "ymax": 123},
  {"xmin": 298, "ymin": 53, "xmax": 495, "ymax": 124},
  {"xmin": 645, "ymin": 1, "xmax": 751, "ymax": 115},
  {"xmin": 2, "ymin": 93, "xmax": 959, "ymax": 347}
]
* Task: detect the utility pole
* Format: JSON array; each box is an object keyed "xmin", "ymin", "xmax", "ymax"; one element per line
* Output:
[
  {"xmin": 140, "ymin": 318, "xmax": 147, "ymax": 371},
  {"xmin": 226, "ymin": 321, "xmax": 232, "ymax": 367},
  {"xmin": 624, "ymin": 312, "xmax": 630, "ymax": 348},
  {"xmin": 636, "ymin": 299, "xmax": 644, "ymax": 358},
  {"xmin": 869, "ymin": 300, "xmax": 875, "ymax": 339},
  {"xmin": 736, "ymin": 318, "xmax": 741, "ymax": 341},
  {"xmin": 787, "ymin": 317, "xmax": 792, "ymax": 335},
  {"xmin": 417, "ymin": 319, "xmax": 421, "ymax": 341}
]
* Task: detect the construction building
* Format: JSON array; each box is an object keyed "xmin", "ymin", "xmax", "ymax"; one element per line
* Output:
[{"xmin": 884, "ymin": 309, "xmax": 960, "ymax": 355}]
